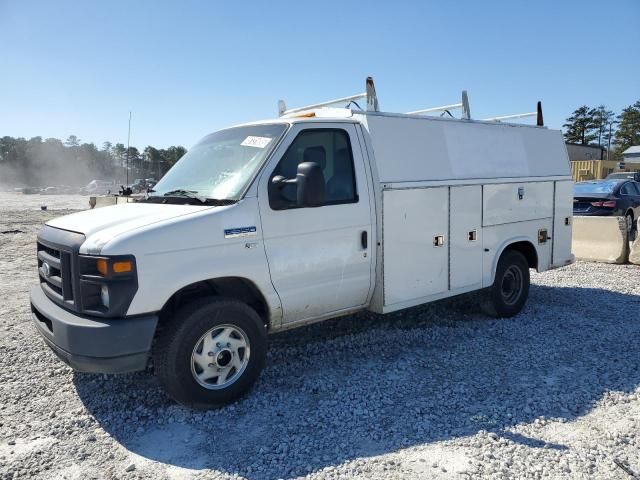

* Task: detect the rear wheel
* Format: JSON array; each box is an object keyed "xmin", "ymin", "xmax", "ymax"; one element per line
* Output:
[
  {"xmin": 154, "ymin": 298, "xmax": 267, "ymax": 409},
  {"xmin": 480, "ymin": 250, "xmax": 530, "ymax": 318}
]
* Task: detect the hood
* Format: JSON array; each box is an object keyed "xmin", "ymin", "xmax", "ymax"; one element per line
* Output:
[{"xmin": 47, "ymin": 202, "xmax": 213, "ymax": 253}]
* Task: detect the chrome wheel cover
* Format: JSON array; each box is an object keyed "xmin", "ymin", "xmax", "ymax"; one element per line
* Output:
[{"xmin": 191, "ymin": 324, "xmax": 250, "ymax": 390}]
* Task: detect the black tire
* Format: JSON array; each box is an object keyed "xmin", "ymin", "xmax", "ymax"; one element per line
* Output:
[
  {"xmin": 480, "ymin": 250, "xmax": 530, "ymax": 318},
  {"xmin": 154, "ymin": 297, "xmax": 267, "ymax": 409}
]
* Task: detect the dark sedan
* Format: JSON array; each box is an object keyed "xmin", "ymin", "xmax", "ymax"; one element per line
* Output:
[
  {"xmin": 573, "ymin": 179, "xmax": 640, "ymax": 237},
  {"xmin": 606, "ymin": 171, "xmax": 640, "ymax": 182}
]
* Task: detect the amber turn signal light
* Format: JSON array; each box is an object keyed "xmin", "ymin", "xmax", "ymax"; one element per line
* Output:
[{"xmin": 112, "ymin": 260, "xmax": 133, "ymax": 273}]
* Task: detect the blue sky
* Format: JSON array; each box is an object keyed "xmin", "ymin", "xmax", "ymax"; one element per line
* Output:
[{"xmin": 1, "ymin": 0, "xmax": 638, "ymax": 149}]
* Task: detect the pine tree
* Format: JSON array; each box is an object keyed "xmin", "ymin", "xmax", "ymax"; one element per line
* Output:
[
  {"xmin": 613, "ymin": 101, "xmax": 640, "ymax": 160},
  {"xmin": 64, "ymin": 135, "xmax": 81, "ymax": 147},
  {"xmin": 592, "ymin": 105, "xmax": 615, "ymax": 146},
  {"xmin": 563, "ymin": 106, "xmax": 598, "ymax": 145}
]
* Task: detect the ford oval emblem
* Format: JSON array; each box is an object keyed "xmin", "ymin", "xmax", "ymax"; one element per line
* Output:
[{"xmin": 42, "ymin": 262, "xmax": 51, "ymax": 277}]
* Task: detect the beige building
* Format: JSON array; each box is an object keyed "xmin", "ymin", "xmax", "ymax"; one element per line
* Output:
[{"xmin": 567, "ymin": 143, "xmax": 640, "ymax": 181}]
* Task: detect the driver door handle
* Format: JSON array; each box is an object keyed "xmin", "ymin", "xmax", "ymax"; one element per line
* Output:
[{"xmin": 361, "ymin": 231, "xmax": 368, "ymax": 249}]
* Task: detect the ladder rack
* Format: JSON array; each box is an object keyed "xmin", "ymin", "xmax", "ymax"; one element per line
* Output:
[{"xmin": 277, "ymin": 77, "xmax": 543, "ymax": 126}]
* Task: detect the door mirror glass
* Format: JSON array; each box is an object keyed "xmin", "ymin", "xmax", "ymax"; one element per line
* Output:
[{"xmin": 296, "ymin": 162, "xmax": 325, "ymax": 207}]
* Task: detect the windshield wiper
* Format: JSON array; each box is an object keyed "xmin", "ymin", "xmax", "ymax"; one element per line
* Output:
[
  {"xmin": 144, "ymin": 189, "xmax": 238, "ymax": 206},
  {"xmin": 161, "ymin": 189, "xmax": 207, "ymax": 203}
]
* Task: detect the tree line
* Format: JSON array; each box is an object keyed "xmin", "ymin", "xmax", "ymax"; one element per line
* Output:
[
  {"xmin": 563, "ymin": 100, "xmax": 640, "ymax": 160},
  {"xmin": 0, "ymin": 135, "xmax": 186, "ymax": 187},
  {"xmin": 2, "ymin": 101, "xmax": 639, "ymax": 187}
]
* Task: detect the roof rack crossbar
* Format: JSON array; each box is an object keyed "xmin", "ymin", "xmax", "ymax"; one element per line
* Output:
[
  {"xmin": 484, "ymin": 101, "xmax": 544, "ymax": 126},
  {"xmin": 407, "ymin": 91, "xmax": 471, "ymax": 119},
  {"xmin": 483, "ymin": 112, "xmax": 537, "ymax": 122},
  {"xmin": 406, "ymin": 103, "xmax": 463, "ymax": 115},
  {"xmin": 280, "ymin": 93, "xmax": 366, "ymax": 116}
]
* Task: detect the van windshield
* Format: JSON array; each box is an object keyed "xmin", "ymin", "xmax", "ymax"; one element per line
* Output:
[{"xmin": 151, "ymin": 124, "xmax": 287, "ymax": 201}]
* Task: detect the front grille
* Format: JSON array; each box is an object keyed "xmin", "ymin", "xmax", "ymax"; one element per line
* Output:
[
  {"xmin": 37, "ymin": 242, "xmax": 74, "ymax": 305},
  {"xmin": 36, "ymin": 225, "xmax": 85, "ymax": 313}
]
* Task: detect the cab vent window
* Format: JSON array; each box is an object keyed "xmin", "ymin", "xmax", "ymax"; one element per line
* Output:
[{"xmin": 269, "ymin": 129, "xmax": 358, "ymax": 210}]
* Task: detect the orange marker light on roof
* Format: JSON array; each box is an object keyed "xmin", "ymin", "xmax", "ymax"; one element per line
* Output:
[{"xmin": 113, "ymin": 260, "xmax": 133, "ymax": 274}]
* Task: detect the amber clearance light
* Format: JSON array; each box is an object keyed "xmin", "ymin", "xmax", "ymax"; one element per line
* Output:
[
  {"xmin": 96, "ymin": 258, "xmax": 133, "ymax": 275},
  {"xmin": 113, "ymin": 260, "xmax": 133, "ymax": 274}
]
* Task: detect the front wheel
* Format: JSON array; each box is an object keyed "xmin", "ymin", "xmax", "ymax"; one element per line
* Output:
[
  {"xmin": 154, "ymin": 298, "xmax": 267, "ymax": 409},
  {"xmin": 480, "ymin": 250, "xmax": 530, "ymax": 318}
]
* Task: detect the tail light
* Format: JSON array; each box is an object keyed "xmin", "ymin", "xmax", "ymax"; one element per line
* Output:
[{"xmin": 590, "ymin": 200, "xmax": 616, "ymax": 208}]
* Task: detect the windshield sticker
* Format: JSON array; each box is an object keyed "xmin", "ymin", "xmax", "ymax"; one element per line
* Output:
[{"xmin": 241, "ymin": 136, "xmax": 272, "ymax": 148}]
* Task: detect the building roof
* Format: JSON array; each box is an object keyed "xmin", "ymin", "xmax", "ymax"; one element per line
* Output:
[
  {"xmin": 565, "ymin": 142, "xmax": 606, "ymax": 151},
  {"xmin": 622, "ymin": 146, "xmax": 640, "ymax": 156}
]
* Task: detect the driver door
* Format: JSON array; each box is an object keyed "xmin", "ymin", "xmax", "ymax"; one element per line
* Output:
[{"xmin": 257, "ymin": 123, "xmax": 373, "ymax": 324}]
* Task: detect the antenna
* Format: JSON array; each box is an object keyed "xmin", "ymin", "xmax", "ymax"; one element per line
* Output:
[{"xmin": 126, "ymin": 111, "xmax": 131, "ymax": 187}]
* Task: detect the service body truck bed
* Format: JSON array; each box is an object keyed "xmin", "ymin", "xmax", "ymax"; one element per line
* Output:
[{"xmin": 357, "ymin": 112, "xmax": 573, "ymax": 313}]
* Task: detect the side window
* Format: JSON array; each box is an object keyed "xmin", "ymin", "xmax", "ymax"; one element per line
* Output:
[
  {"xmin": 620, "ymin": 182, "xmax": 634, "ymax": 195},
  {"xmin": 268, "ymin": 129, "xmax": 358, "ymax": 210}
]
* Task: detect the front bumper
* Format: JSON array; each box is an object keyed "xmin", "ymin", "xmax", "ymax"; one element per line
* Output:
[{"xmin": 30, "ymin": 285, "xmax": 158, "ymax": 374}]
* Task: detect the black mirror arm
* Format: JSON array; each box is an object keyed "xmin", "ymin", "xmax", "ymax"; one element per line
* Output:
[{"xmin": 271, "ymin": 175, "xmax": 297, "ymax": 189}]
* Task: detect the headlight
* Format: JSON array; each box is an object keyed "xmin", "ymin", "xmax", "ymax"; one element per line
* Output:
[{"xmin": 78, "ymin": 255, "xmax": 138, "ymax": 317}]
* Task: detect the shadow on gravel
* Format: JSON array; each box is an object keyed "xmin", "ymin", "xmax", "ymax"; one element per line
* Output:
[{"xmin": 74, "ymin": 284, "xmax": 640, "ymax": 479}]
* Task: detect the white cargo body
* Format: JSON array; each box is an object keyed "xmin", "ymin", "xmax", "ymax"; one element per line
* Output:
[
  {"xmin": 354, "ymin": 112, "xmax": 573, "ymax": 312},
  {"xmin": 30, "ymin": 79, "xmax": 574, "ymax": 408}
]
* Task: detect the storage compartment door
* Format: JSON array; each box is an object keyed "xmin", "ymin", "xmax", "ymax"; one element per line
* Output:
[
  {"xmin": 450, "ymin": 185, "xmax": 483, "ymax": 289},
  {"xmin": 383, "ymin": 187, "xmax": 449, "ymax": 306},
  {"xmin": 483, "ymin": 182, "xmax": 554, "ymax": 226},
  {"xmin": 552, "ymin": 180, "xmax": 574, "ymax": 266}
]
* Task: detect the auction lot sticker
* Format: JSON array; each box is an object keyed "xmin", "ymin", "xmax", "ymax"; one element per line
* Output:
[{"xmin": 241, "ymin": 136, "xmax": 272, "ymax": 148}]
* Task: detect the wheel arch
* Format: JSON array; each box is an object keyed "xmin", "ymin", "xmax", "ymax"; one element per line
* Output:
[
  {"xmin": 490, "ymin": 238, "xmax": 538, "ymax": 285},
  {"xmin": 158, "ymin": 277, "xmax": 271, "ymax": 328}
]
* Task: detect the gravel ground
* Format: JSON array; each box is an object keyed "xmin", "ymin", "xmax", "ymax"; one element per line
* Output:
[{"xmin": 1, "ymin": 192, "xmax": 640, "ymax": 480}]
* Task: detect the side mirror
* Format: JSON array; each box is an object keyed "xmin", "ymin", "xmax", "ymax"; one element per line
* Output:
[{"xmin": 296, "ymin": 162, "xmax": 325, "ymax": 207}]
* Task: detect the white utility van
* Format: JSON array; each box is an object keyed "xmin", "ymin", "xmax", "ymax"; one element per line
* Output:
[{"xmin": 31, "ymin": 78, "xmax": 574, "ymax": 408}]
